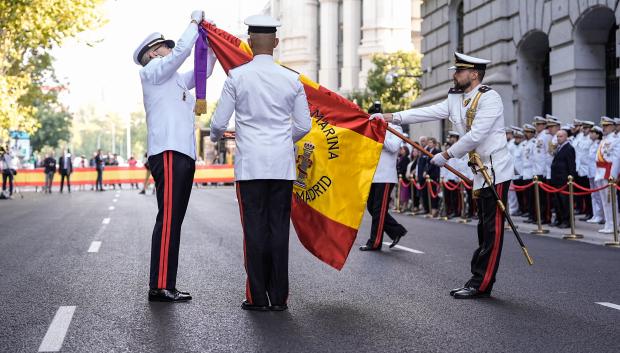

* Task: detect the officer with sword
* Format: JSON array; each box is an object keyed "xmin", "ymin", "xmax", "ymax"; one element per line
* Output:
[{"xmin": 371, "ymin": 52, "xmax": 532, "ymax": 299}]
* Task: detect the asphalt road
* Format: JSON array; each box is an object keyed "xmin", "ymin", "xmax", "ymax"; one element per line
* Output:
[{"xmin": 0, "ymin": 187, "xmax": 619, "ymax": 353}]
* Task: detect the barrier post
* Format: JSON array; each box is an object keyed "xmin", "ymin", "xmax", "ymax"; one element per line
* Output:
[
  {"xmin": 530, "ymin": 176, "xmax": 549, "ymax": 235},
  {"xmin": 563, "ymin": 175, "xmax": 583, "ymax": 240},
  {"xmin": 395, "ymin": 174, "xmax": 402, "ymax": 213},
  {"xmin": 439, "ymin": 177, "xmax": 448, "ymax": 220},
  {"xmin": 425, "ymin": 175, "xmax": 434, "ymax": 218},
  {"xmin": 408, "ymin": 176, "xmax": 416, "ymax": 215},
  {"xmin": 605, "ymin": 177, "xmax": 620, "ymax": 247},
  {"xmin": 458, "ymin": 182, "xmax": 470, "ymax": 223}
]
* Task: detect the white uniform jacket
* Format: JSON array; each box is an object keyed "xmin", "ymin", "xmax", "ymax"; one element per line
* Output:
[
  {"xmin": 140, "ymin": 23, "xmax": 216, "ymax": 160},
  {"xmin": 532, "ymin": 130, "xmax": 551, "ymax": 177},
  {"xmin": 574, "ymin": 133, "xmax": 593, "ymax": 177},
  {"xmin": 372, "ymin": 124, "xmax": 402, "ymax": 183},
  {"xmin": 394, "ymin": 84, "xmax": 513, "ymax": 190},
  {"xmin": 210, "ymin": 54, "xmax": 311, "ymax": 181},
  {"xmin": 587, "ymin": 139, "xmax": 601, "ymax": 179},
  {"xmin": 595, "ymin": 133, "xmax": 620, "ymax": 181},
  {"xmin": 521, "ymin": 138, "xmax": 534, "ymax": 180}
]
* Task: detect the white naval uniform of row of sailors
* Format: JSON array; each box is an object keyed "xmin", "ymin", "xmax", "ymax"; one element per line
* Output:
[
  {"xmin": 593, "ymin": 121, "xmax": 620, "ymax": 233},
  {"xmin": 506, "ymin": 133, "xmax": 521, "ymax": 214}
]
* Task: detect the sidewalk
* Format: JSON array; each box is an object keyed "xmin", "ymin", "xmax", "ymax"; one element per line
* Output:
[{"xmin": 395, "ymin": 209, "xmax": 620, "ymax": 247}]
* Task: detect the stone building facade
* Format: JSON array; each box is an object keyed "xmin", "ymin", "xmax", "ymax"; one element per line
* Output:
[
  {"xmin": 414, "ymin": 0, "xmax": 620, "ymax": 140},
  {"xmin": 267, "ymin": 0, "xmax": 422, "ymax": 95}
]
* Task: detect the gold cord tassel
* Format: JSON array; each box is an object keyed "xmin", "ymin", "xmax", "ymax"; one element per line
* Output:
[{"xmin": 194, "ymin": 99, "xmax": 207, "ymax": 115}]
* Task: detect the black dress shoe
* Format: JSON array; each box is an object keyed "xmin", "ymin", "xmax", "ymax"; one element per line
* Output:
[
  {"xmin": 148, "ymin": 288, "xmax": 192, "ymax": 302},
  {"xmin": 389, "ymin": 233, "xmax": 406, "ymax": 248},
  {"xmin": 523, "ymin": 218, "xmax": 535, "ymax": 224},
  {"xmin": 241, "ymin": 300, "xmax": 269, "ymax": 311},
  {"xmin": 558, "ymin": 223, "xmax": 570, "ymax": 229},
  {"xmin": 449, "ymin": 287, "xmax": 465, "ymax": 296},
  {"xmin": 359, "ymin": 245, "xmax": 380, "ymax": 251},
  {"xmin": 578, "ymin": 216, "xmax": 591, "ymax": 222},
  {"xmin": 270, "ymin": 304, "xmax": 288, "ymax": 311},
  {"xmin": 453, "ymin": 287, "xmax": 491, "ymax": 299},
  {"xmin": 551, "ymin": 220, "xmax": 560, "ymax": 227}
]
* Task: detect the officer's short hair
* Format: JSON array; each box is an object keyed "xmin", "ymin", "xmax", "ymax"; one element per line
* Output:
[{"xmin": 474, "ymin": 69, "xmax": 485, "ymax": 81}]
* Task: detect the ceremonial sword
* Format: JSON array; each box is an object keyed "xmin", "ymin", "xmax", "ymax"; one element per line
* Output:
[{"xmin": 469, "ymin": 152, "xmax": 534, "ymax": 266}]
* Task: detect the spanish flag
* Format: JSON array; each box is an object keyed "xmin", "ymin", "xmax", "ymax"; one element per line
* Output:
[{"xmin": 201, "ymin": 23, "xmax": 386, "ymax": 270}]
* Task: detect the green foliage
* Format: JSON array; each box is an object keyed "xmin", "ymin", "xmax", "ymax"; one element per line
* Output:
[
  {"xmin": 348, "ymin": 50, "xmax": 422, "ymax": 113},
  {"xmin": 0, "ymin": 0, "xmax": 105, "ymax": 140}
]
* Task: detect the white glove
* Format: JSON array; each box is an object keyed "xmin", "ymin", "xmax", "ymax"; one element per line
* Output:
[
  {"xmin": 191, "ymin": 10, "xmax": 204, "ymax": 23},
  {"xmin": 369, "ymin": 113, "xmax": 384, "ymax": 121},
  {"xmin": 431, "ymin": 152, "xmax": 449, "ymax": 167}
]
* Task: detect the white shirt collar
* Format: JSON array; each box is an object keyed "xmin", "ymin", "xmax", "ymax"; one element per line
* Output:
[{"xmin": 252, "ymin": 54, "xmax": 274, "ymax": 64}]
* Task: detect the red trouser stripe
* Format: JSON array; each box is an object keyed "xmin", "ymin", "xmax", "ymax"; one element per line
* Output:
[
  {"xmin": 480, "ymin": 183, "xmax": 503, "ymax": 292},
  {"xmin": 235, "ymin": 183, "xmax": 253, "ymax": 304},
  {"xmin": 373, "ymin": 184, "xmax": 390, "ymax": 249},
  {"xmin": 162, "ymin": 152, "xmax": 173, "ymax": 288},
  {"xmin": 158, "ymin": 152, "xmax": 169, "ymax": 288}
]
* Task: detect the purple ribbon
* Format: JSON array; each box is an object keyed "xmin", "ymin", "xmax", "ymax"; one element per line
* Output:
[{"xmin": 194, "ymin": 27, "xmax": 208, "ymax": 104}]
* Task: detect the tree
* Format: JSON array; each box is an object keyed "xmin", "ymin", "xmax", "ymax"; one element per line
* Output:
[
  {"xmin": 0, "ymin": 0, "xmax": 105, "ymax": 140},
  {"xmin": 348, "ymin": 50, "xmax": 422, "ymax": 113}
]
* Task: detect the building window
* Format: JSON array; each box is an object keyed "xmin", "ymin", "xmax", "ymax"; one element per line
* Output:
[
  {"xmin": 606, "ymin": 24, "xmax": 619, "ymax": 118},
  {"xmin": 456, "ymin": 1, "xmax": 464, "ymax": 53},
  {"xmin": 543, "ymin": 50, "xmax": 552, "ymax": 115}
]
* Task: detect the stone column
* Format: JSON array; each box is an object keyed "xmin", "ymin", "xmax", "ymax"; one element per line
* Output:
[
  {"xmin": 277, "ymin": 0, "xmax": 319, "ymax": 81},
  {"xmin": 319, "ymin": 0, "xmax": 339, "ymax": 90},
  {"xmin": 340, "ymin": 0, "xmax": 361, "ymax": 93},
  {"xmin": 358, "ymin": 0, "xmax": 412, "ymax": 88}
]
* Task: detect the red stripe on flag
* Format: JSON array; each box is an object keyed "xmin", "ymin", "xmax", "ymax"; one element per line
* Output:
[
  {"xmin": 203, "ymin": 23, "xmax": 251, "ymax": 74},
  {"xmin": 304, "ymin": 85, "xmax": 386, "ymax": 143},
  {"xmin": 291, "ymin": 197, "xmax": 358, "ymax": 271}
]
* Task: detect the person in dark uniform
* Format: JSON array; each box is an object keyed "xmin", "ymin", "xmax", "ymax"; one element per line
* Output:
[
  {"xmin": 375, "ymin": 52, "xmax": 514, "ymax": 299},
  {"xmin": 417, "ymin": 140, "xmax": 430, "ymax": 214},
  {"xmin": 361, "ymin": 102, "xmax": 408, "ymax": 251},
  {"xmin": 58, "ymin": 149, "xmax": 72, "ymax": 193},
  {"xmin": 550, "ymin": 129, "xmax": 576, "ymax": 228},
  {"xmin": 43, "ymin": 152, "xmax": 56, "ymax": 193},
  {"xmin": 134, "ymin": 10, "xmax": 216, "ymax": 302},
  {"xmin": 210, "ymin": 14, "xmax": 311, "ymax": 311},
  {"xmin": 424, "ymin": 137, "xmax": 441, "ymax": 217}
]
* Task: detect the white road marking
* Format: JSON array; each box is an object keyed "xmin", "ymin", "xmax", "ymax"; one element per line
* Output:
[
  {"xmin": 383, "ymin": 242, "xmax": 425, "ymax": 254},
  {"xmin": 115, "ymin": 193, "xmax": 120, "ymax": 197},
  {"xmin": 596, "ymin": 302, "xmax": 620, "ymax": 311},
  {"xmin": 38, "ymin": 306, "xmax": 76, "ymax": 352},
  {"xmin": 113, "ymin": 199, "xmax": 117, "ymax": 203},
  {"xmin": 108, "ymin": 206, "xmax": 115, "ymax": 210},
  {"xmin": 87, "ymin": 241, "xmax": 102, "ymax": 253},
  {"xmin": 102, "ymin": 218, "xmax": 110, "ymax": 224}
]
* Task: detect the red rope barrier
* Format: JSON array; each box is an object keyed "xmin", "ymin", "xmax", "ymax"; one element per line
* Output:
[
  {"xmin": 510, "ymin": 182, "xmax": 535, "ymax": 191},
  {"xmin": 573, "ymin": 182, "xmax": 608, "ymax": 193},
  {"xmin": 410, "ymin": 178, "xmax": 426, "ymax": 190},
  {"xmin": 400, "ymin": 179, "xmax": 411, "ymax": 188},
  {"xmin": 443, "ymin": 181, "xmax": 460, "ymax": 191},
  {"xmin": 538, "ymin": 182, "xmax": 568, "ymax": 193}
]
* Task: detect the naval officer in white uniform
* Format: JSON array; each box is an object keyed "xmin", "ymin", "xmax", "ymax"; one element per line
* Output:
[
  {"xmin": 371, "ymin": 52, "xmax": 514, "ymax": 299},
  {"xmin": 210, "ymin": 14, "xmax": 311, "ymax": 311},
  {"xmin": 134, "ymin": 10, "xmax": 217, "ymax": 302},
  {"xmin": 360, "ymin": 102, "xmax": 408, "ymax": 252}
]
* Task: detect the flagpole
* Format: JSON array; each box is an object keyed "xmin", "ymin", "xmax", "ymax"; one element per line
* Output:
[{"xmin": 386, "ymin": 125, "xmax": 473, "ymax": 186}]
